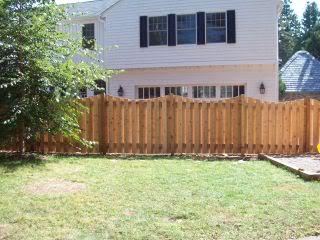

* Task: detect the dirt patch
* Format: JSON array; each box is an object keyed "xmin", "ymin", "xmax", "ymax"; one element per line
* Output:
[
  {"xmin": 294, "ymin": 237, "xmax": 320, "ymax": 240},
  {"xmin": 164, "ymin": 215, "xmax": 187, "ymax": 224},
  {"xmin": 277, "ymin": 183, "xmax": 306, "ymax": 192},
  {"xmin": 0, "ymin": 224, "xmax": 12, "ymax": 240},
  {"xmin": 25, "ymin": 180, "xmax": 86, "ymax": 195},
  {"xmin": 122, "ymin": 209, "xmax": 135, "ymax": 217}
]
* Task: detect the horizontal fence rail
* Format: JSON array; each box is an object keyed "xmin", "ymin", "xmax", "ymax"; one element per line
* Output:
[{"xmin": 2, "ymin": 95, "xmax": 320, "ymax": 155}]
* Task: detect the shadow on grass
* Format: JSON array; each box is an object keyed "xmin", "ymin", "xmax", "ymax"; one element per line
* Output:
[
  {"xmin": 0, "ymin": 153, "xmax": 47, "ymax": 172},
  {"xmin": 50, "ymin": 153, "xmax": 184, "ymax": 161}
]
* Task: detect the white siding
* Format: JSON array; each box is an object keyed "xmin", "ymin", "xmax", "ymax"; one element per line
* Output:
[
  {"xmin": 59, "ymin": 17, "xmax": 106, "ymax": 63},
  {"xmin": 103, "ymin": 0, "xmax": 279, "ymax": 69},
  {"xmin": 108, "ymin": 64, "xmax": 278, "ymax": 101}
]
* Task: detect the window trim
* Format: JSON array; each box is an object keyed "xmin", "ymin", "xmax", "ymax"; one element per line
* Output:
[
  {"xmin": 82, "ymin": 23, "xmax": 95, "ymax": 50},
  {"xmin": 205, "ymin": 12, "xmax": 227, "ymax": 44},
  {"xmin": 94, "ymin": 79, "xmax": 106, "ymax": 96},
  {"xmin": 164, "ymin": 86, "xmax": 188, "ymax": 97},
  {"xmin": 176, "ymin": 14, "xmax": 197, "ymax": 45},
  {"xmin": 138, "ymin": 87, "xmax": 161, "ymax": 99},
  {"xmin": 220, "ymin": 85, "xmax": 245, "ymax": 98},
  {"xmin": 79, "ymin": 88, "xmax": 87, "ymax": 98},
  {"xmin": 148, "ymin": 16, "xmax": 169, "ymax": 46},
  {"xmin": 192, "ymin": 85, "xmax": 216, "ymax": 99}
]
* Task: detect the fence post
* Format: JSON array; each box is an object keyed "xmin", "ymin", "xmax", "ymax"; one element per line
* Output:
[
  {"xmin": 304, "ymin": 97, "xmax": 311, "ymax": 153},
  {"xmin": 169, "ymin": 94, "xmax": 175, "ymax": 155},
  {"xmin": 240, "ymin": 95, "xmax": 246, "ymax": 155},
  {"xmin": 99, "ymin": 94, "xmax": 106, "ymax": 154}
]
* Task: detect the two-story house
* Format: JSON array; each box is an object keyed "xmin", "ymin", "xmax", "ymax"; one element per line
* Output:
[{"xmin": 65, "ymin": 0, "xmax": 281, "ymax": 101}]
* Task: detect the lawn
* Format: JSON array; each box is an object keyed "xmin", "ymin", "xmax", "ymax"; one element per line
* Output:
[{"xmin": 0, "ymin": 155, "xmax": 320, "ymax": 240}]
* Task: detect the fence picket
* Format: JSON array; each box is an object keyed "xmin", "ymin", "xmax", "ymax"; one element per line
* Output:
[
  {"xmin": 177, "ymin": 97, "xmax": 183, "ymax": 154},
  {"xmin": 147, "ymin": 100, "xmax": 152, "ymax": 154},
  {"xmin": 132, "ymin": 101, "xmax": 137, "ymax": 153},
  {"xmin": 186, "ymin": 99, "xmax": 192, "ymax": 153}
]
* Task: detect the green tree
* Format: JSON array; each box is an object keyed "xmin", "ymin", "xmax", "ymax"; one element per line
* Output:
[
  {"xmin": 305, "ymin": 23, "xmax": 320, "ymax": 59},
  {"xmin": 0, "ymin": 0, "xmax": 115, "ymax": 152},
  {"xmin": 279, "ymin": 0, "xmax": 301, "ymax": 65},
  {"xmin": 302, "ymin": 1, "xmax": 319, "ymax": 36}
]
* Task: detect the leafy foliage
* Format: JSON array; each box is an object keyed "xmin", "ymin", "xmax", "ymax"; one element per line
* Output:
[
  {"xmin": 279, "ymin": 75, "xmax": 287, "ymax": 96},
  {"xmin": 0, "ymin": 0, "xmax": 116, "ymax": 150}
]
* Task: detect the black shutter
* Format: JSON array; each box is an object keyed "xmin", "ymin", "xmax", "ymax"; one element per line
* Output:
[
  {"xmin": 227, "ymin": 10, "xmax": 236, "ymax": 44},
  {"xmin": 197, "ymin": 12, "xmax": 206, "ymax": 45},
  {"xmin": 168, "ymin": 14, "xmax": 176, "ymax": 46},
  {"xmin": 140, "ymin": 16, "xmax": 148, "ymax": 48}
]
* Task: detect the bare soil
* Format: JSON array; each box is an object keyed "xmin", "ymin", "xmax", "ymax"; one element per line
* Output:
[
  {"xmin": 0, "ymin": 224, "xmax": 12, "ymax": 240},
  {"xmin": 25, "ymin": 180, "xmax": 86, "ymax": 195},
  {"xmin": 295, "ymin": 237, "xmax": 320, "ymax": 240}
]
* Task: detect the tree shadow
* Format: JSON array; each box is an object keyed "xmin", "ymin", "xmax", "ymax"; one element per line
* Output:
[
  {"xmin": 50, "ymin": 153, "xmax": 180, "ymax": 161},
  {"xmin": 0, "ymin": 153, "xmax": 46, "ymax": 172}
]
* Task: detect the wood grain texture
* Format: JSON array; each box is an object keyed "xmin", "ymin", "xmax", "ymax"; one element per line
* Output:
[{"xmin": 4, "ymin": 95, "xmax": 318, "ymax": 155}]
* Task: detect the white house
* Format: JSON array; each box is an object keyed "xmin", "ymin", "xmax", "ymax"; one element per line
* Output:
[{"xmin": 65, "ymin": 0, "xmax": 281, "ymax": 101}]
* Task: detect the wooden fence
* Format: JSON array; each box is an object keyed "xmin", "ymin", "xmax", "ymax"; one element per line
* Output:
[{"xmin": 2, "ymin": 95, "xmax": 320, "ymax": 155}]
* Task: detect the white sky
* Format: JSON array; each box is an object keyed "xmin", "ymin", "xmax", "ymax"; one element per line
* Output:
[
  {"xmin": 56, "ymin": 0, "xmax": 320, "ymax": 19},
  {"xmin": 292, "ymin": 0, "xmax": 320, "ymax": 19}
]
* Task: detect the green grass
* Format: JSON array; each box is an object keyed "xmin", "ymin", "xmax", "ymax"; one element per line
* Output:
[{"xmin": 0, "ymin": 155, "xmax": 320, "ymax": 240}]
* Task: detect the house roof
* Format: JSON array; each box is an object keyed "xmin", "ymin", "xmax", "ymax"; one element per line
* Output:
[
  {"xmin": 280, "ymin": 51, "xmax": 320, "ymax": 92},
  {"xmin": 63, "ymin": 0, "xmax": 120, "ymax": 17},
  {"xmin": 65, "ymin": 0, "xmax": 282, "ymax": 18}
]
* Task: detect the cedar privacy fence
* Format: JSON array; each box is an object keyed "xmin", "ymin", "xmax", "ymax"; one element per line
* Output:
[{"xmin": 2, "ymin": 94, "xmax": 320, "ymax": 155}]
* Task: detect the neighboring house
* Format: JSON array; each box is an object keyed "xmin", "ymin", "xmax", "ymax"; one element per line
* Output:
[
  {"xmin": 64, "ymin": 0, "xmax": 281, "ymax": 101},
  {"xmin": 280, "ymin": 51, "xmax": 320, "ymax": 101}
]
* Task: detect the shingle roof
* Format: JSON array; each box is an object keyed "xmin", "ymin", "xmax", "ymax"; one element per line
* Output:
[
  {"xmin": 281, "ymin": 51, "xmax": 320, "ymax": 92},
  {"xmin": 63, "ymin": 0, "xmax": 120, "ymax": 17}
]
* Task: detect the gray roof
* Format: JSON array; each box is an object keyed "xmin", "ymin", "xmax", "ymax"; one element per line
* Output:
[
  {"xmin": 63, "ymin": 0, "xmax": 120, "ymax": 17},
  {"xmin": 281, "ymin": 51, "xmax": 320, "ymax": 92}
]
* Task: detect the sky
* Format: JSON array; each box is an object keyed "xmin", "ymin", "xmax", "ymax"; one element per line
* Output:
[
  {"xmin": 56, "ymin": 0, "xmax": 320, "ymax": 19},
  {"xmin": 292, "ymin": 0, "xmax": 320, "ymax": 19}
]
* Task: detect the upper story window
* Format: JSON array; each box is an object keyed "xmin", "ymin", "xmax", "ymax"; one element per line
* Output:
[
  {"xmin": 193, "ymin": 86, "xmax": 216, "ymax": 98},
  {"xmin": 206, "ymin": 12, "xmax": 226, "ymax": 43},
  {"xmin": 220, "ymin": 85, "xmax": 245, "ymax": 98},
  {"xmin": 82, "ymin": 23, "xmax": 95, "ymax": 49},
  {"xmin": 140, "ymin": 11, "xmax": 235, "ymax": 48},
  {"xmin": 177, "ymin": 14, "xmax": 196, "ymax": 45},
  {"xmin": 149, "ymin": 16, "xmax": 168, "ymax": 46}
]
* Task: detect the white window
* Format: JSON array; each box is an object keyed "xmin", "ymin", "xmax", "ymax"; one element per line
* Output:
[
  {"xmin": 177, "ymin": 14, "xmax": 196, "ymax": 45},
  {"xmin": 193, "ymin": 86, "xmax": 216, "ymax": 98},
  {"xmin": 82, "ymin": 23, "xmax": 95, "ymax": 49},
  {"xmin": 149, "ymin": 16, "xmax": 168, "ymax": 46},
  {"xmin": 220, "ymin": 85, "xmax": 245, "ymax": 98},
  {"xmin": 94, "ymin": 80, "xmax": 106, "ymax": 95},
  {"xmin": 79, "ymin": 88, "xmax": 87, "ymax": 98},
  {"xmin": 165, "ymin": 86, "xmax": 188, "ymax": 97},
  {"xmin": 206, "ymin": 12, "xmax": 226, "ymax": 43},
  {"xmin": 138, "ymin": 87, "xmax": 161, "ymax": 99}
]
